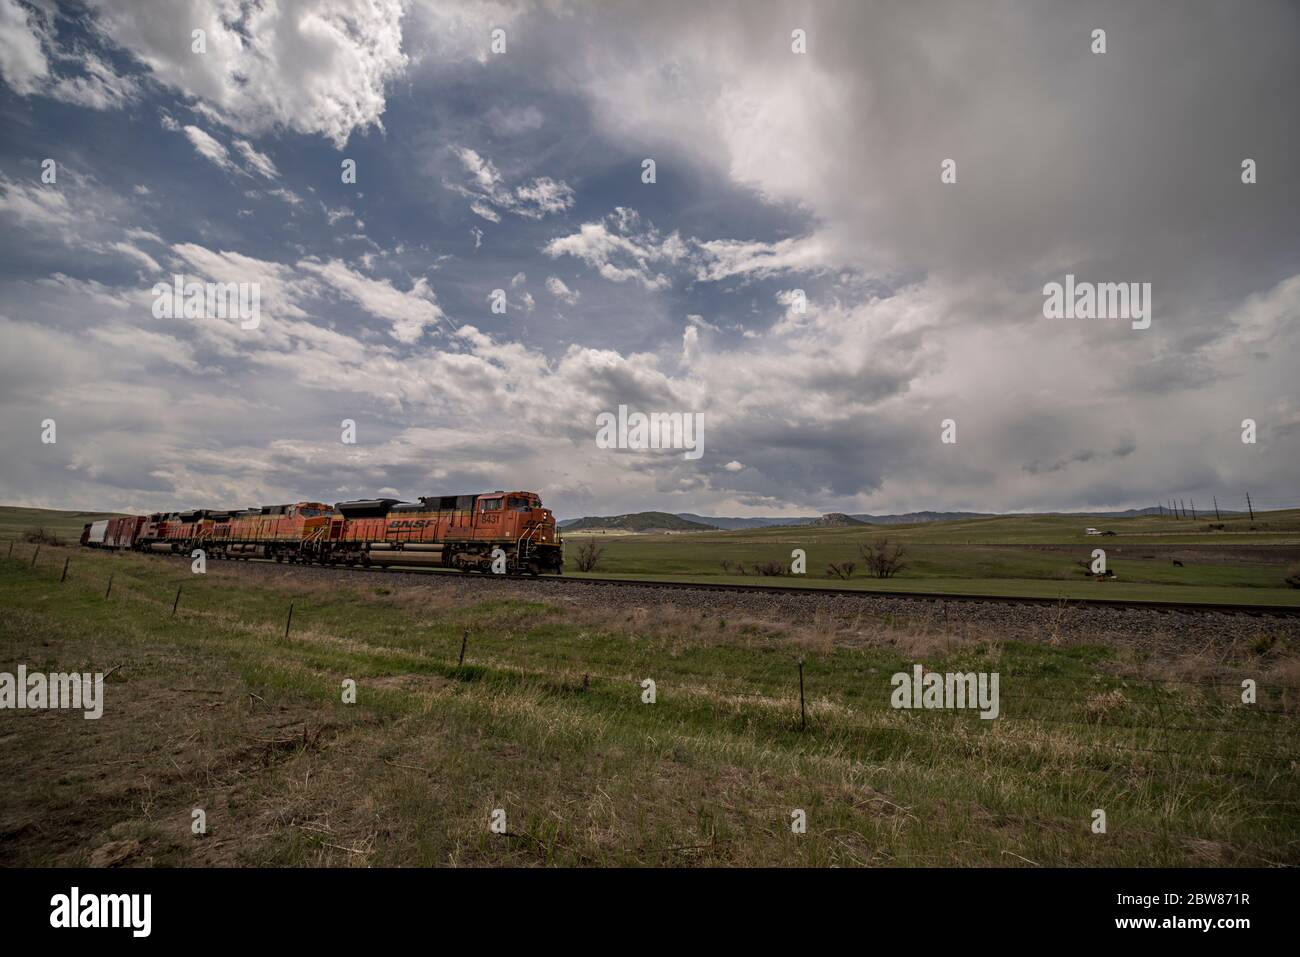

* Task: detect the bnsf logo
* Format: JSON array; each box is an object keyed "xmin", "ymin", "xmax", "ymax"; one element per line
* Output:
[{"xmin": 389, "ymin": 519, "xmax": 436, "ymax": 529}]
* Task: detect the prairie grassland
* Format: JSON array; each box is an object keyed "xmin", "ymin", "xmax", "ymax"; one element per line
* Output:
[
  {"xmin": 1, "ymin": 541, "xmax": 1297, "ymax": 867},
  {"xmin": 563, "ymin": 509, "xmax": 1300, "ymax": 605}
]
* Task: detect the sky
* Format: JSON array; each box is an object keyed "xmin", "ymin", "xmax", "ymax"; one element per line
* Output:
[{"xmin": 0, "ymin": 0, "xmax": 1297, "ymax": 520}]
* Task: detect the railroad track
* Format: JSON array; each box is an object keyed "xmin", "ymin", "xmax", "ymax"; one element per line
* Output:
[{"xmin": 158, "ymin": 551, "xmax": 1300, "ymax": 617}]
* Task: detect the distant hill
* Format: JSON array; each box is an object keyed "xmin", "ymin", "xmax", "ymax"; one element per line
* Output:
[
  {"xmin": 562, "ymin": 512, "xmax": 718, "ymax": 532},
  {"xmin": 810, "ymin": 512, "xmax": 868, "ymax": 527},
  {"xmin": 674, "ymin": 511, "xmax": 996, "ymax": 528},
  {"xmin": 562, "ymin": 507, "xmax": 1179, "ymax": 530}
]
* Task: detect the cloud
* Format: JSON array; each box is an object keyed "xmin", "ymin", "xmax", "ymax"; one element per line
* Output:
[
  {"xmin": 3, "ymin": 1, "xmax": 1298, "ymax": 520},
  {"xmin": 0, "ymin": 0, "xmax": 50, "ymax": 95},
  {"xmin": 545, "ymin": 275, "xmax": 579, "ymax": 304},
  {"xmin": 449, "ymin": 145, "xmax": 575, "ymax": 220},
  {"xmin": 84, "ymin": 0, "xmax": 410, "ymax": 146},
  {"xmin": 108, "ymin": 240, "xmax": 161, "ymax": 273},
  {"xmin": 49, "ymin": 51, "xmax": 140, "ymax": 109},
  {"xmin": 542, "ymin": 212, "xmax": 683, "ymax": 291},
  {"xmin": 0, "ymin": 2, "xmax": 138, "ymax": 108},
  {"xmin": 297, "ymin": 258, "xmax": 446, "ymax": 343},
  {"xmin": 234, "ymin": 139, "xmax": 279, "ymax": 179},
  {"xmin": 544, "ymin": 209, "xmax": 829, "ymax": 291},
  {"xmin": 0, "ymin": 173, "xmax": 73, "ymax": 228},
  {"xmin": 181, "ymin": 125, "xmax": 239, "ymax": 174}
]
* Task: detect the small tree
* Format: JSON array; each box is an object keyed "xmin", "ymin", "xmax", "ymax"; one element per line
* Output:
[
  {"xmin": 826, "ymin": 561, "xmax": 856, "ymax": 581},
  {"xmin": 573, "ymin": 541, "xmax": 605, "ymax": 572},
  {"xmin": 859, "ymin": 538, "xmax": 907, "ymax": 579}
]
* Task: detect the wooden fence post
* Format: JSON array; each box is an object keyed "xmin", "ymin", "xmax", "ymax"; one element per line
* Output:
[{"xmin": 798, "ymin": 659, "xmax": 807, "ymax": 731}]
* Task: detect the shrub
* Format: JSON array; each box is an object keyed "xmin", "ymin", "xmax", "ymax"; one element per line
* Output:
[
  {"xmin": 22, "ymin": 527, "xmax": 65, "ymax": 546},
  {"xmin": 826, "ymin": 561, "xmax": 856, "ymax": 581},
  {"xmin": 858, "ymin": 538, "xmax": 907, "ymax": 579},
  {"xmin": 573, "ymin": 541, "xmax": 606, "ymax": 572}
]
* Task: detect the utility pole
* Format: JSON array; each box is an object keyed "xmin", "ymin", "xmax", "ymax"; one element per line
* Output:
[
  {"xmin": 1213, "ymin": 496, "xmax": 1220, "ymax": 521},
  {"xmin": 1246, "ymin": 493, "xmax": 1255, "ymax": 522}
]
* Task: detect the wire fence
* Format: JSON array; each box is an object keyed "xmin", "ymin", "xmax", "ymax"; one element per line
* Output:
[{"xmin": 4, "ymin": 538, "xmax": 1298, "ymax": 785}]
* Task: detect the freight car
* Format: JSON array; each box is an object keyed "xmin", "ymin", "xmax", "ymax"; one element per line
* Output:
[{"xmin": 81, "ymin": 490, "xmax": 563, "ymax": 575}]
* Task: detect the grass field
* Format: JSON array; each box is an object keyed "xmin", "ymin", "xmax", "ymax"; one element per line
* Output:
[
  {"xmin": 2, "ymin": 538, "xmax": 1298, "ymax": 867},
  {"xmin": 564, "ymin": 509, "xmax": 1300, "ymax": 605},
  {"xmin": 0, "ymin": 506, "xmax": 121, "ymax": 545}
]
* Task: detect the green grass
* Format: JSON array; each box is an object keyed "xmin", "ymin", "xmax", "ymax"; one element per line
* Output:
[
  {"xmin": 565, "ymin": 509, "xmax": 1300, "ymax": 605},
  {"xmin": 0, "ymin": 506, "xmax": 122, "ymax": 545},
  {"xmin": 2, "ymin": 541, "xmax": 1297, "ymax": 867}
]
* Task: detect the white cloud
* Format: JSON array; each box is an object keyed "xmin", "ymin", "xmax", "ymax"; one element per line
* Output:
[
  {"xmin": 542, "ymin": 213, "xmax": 683, "ymax": 291},
  {"xmin": 469, "ymin": 200, "xmax": 501, "ymax": 223},
  {"xmin": 297, "ymin": 258, "xmax": 445, "ymax": 344},
  {"xmin": 181, "ymin": 125, "xmax": 238, "ymax": 174},
  {"xmin": 234, "ymin": 139, "xmax": 279, "ymax": 179},
  {"xmin": 545, "ymin": 275, "xmax": 579, "ymax": 304},
  {"xmin": 49, "ymin": 51, "xmax": 139, "ymax": 110},
  {"xmin": 267, "ymin": 188, "xmax": 304, "ymax": 207},
  {"xmin": 0, "ymin": 0, "xmax": 50, "ymax": 95},
  {"xmin": 0, "ymin": 3, "xmax": 137, "ymax": 109},
  {"xmin": 108, "ymin": 240, "xmax": 161, "ymax": 273},
  {"xmin": 0, "ymin": 173, "xmax": 73, "ymax": 227},
  {"xmin": 450, "ymin": 145, "xmax": 575, "ymax": 220},
  {"xmin": 85, "ymin": 0, "xmax": 410, "ymax": 147}
]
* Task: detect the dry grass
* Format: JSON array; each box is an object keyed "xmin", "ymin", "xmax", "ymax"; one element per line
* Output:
[{"xmin": 2, "ymin": 545, "xmax": 1299, "ymax": 867}]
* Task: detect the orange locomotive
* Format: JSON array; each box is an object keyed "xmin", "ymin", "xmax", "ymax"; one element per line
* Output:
[{"xmin": 83, "ymin": 490, "xmax": 564, "ymax": 575}]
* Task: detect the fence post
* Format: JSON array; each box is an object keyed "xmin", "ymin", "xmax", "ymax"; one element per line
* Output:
[
  {"xmin": 798, "ymin": 659, "xmax": 807, "ymax": 731},
  {"xmin": 60, "ymin": 557, "xmax": 69, "ymax": 582},
  {"xmin": 284, "ymin": 602, "xmax": 294, "ymax": 640},
  {"xmin": 458, "ymin": 629, "xmax": 469, "ymax": 668},
  {"xmin": 30, "ymin": 545, "xmax": 40, "ymax": 568},
  {"xmin": 172, "ymin": 586, "xmax": 182, "ymax": 616},
  {"xmin": 105, "ymin": 573, "xmax": 113, "ymax": 599}
]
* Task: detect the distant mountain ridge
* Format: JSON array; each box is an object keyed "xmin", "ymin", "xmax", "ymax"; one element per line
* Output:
[
  {"xmin": 559, "ymin": 508, "xmax": 1172, "ymax": 529},
  {"xmin": 562, "ymin": 512, "xmax": 717, "ymax": 532}
]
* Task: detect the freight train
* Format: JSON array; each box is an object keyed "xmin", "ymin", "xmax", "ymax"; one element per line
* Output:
[{"xmin": 80, "ymin": 490, "xmax": 564, "ymax": 575}]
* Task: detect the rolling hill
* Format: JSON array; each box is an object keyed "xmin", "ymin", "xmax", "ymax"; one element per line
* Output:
[{"xmin": 562, "ymin": 512, "xmax": 718, "ymax": 532}]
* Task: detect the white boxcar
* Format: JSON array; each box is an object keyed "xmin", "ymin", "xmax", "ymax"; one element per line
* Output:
[{"xmin": 87, "ymin": 520, "xmax": 109, "ymax": 544}]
